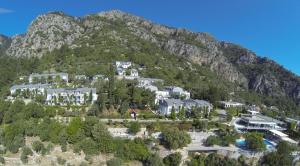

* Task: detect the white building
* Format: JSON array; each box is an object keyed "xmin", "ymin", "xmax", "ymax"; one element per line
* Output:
[
  {"xmin": 29, "ymin": 73, "xmax": 69, "ymax": 83},
  {"xmin": 115, "ymin": 61, "xmax": 132, "ymax": 69},
  {"xmin": 117, "ymin": 68, "xmax": 126, "ymax": 76},
  {"xmin": 219, "ymin": 101, "xmax": 244, "ymax": 109},
  {"xmin": 46, "ymin": 88, "xmax": 97, "ymax": 105},
  {"xmin": 137, "ymin": 77, "xmax": 164, "ymax": 87},
  {"xmin": 159, "ymin": 99, "xmax": 184, "ymax": 115},
  {"xmin": 155, "ymin": 90, "xmax": 169, "ymax": 104},
  {"xmin": 130, "ymin": 69, "xmax": 139, "ymax": 77},
  {"xmin": 75, "ymin": 75, "xmax": 88, "ymax": 80},
  {"xmin": 165, "ymin": 86, "xmax": 190, "ymax": 99},
  {"xmin": 158, "ymin": 98, "xmax": 212, "ymax": 115},
  {"xmin": 10, "ymin": 84, "xmax": 50, "ymax": 95},
  {"xmin": 92, "ymin": 74, "xmax": 108, "ymax": 81},
  {"xmin": 235, "ymin": 114, "xmax": 286, "ymax": 131}
]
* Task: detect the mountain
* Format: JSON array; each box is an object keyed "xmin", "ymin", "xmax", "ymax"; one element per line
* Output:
[
  {"xmin": 0, "ymin": 34, "xmax": 11, "ymax": 55},
  {"xmin": 1, "ymin": 10, "xmax": 300, "ymax": 109}
]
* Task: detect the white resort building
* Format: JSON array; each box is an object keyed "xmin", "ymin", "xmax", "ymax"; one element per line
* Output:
[
  {"xmin": 159, "ymin": 98, "xmax": 212, "ymax": 115},
  {"xmin": 10, "ymin": 84, "xmax": 51, "ymax": 96},
  {"xmin": 115, "ymin": 61, "xmax": 132, "ymax": 69},
  {"xmin": 165, "ymin": 86, "xmax": 190, "ymax": 99},
  {"xmin": 234, "ymin": 114, "xmax": 286, "ymax": 131},
  {"xmin": 29, "ymin": 73, "xmax": 69, "ymax": 83},
  {"xmin": 219, "ymin": 101, "xmax": 244, "ymax": 109},
  {"xmin": 46, "ymin": 88, "xmax": 97, "ymax": 105}
]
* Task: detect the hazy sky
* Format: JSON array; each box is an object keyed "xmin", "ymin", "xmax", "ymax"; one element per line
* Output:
[{"xmin": 0, "ymin": 0, "xmax": 299, "ymax": 75}]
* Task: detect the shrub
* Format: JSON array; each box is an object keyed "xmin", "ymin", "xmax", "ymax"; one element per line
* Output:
[
  {"xmin": 32, "ymin": 141, "xmax": 45, "ymax": 153},
  {"xmin": 245, "ymin": 132, "xmax": 265, "ymax": 151},
  {"xmin": 162, "ymin": 127, "xmax": 191, "ymax": 149},
  {"xmin": 107, "ymin": 158, "xmax": 123, "ymax": 166},
  {"xmin": 163, "ymin": 152, "xmax": 182, "ymax": 166},
  {"xmin": 57, "ymin": 156, "xmax": 66, "ymax": 165},
  {"xmin": 0, "ymin": 156, "xmax": 5, "ymax": 164},
  {"xmin": 128, "ymin": 121, "xmax": 141, "ymax": 134}
]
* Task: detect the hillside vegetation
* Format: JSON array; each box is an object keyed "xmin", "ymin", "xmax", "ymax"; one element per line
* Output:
[{"xmin": 0, "ymin": 10, "xmax": 299, "ymax": 115}]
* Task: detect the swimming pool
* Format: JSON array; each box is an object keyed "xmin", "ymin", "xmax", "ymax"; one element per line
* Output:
[{"xmin": 236, "ymin": 139, "xmax": 276, "ymax": 150}]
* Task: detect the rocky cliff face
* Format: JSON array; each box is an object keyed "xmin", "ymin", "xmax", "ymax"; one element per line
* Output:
[
  {"xmin": 6, "ymin": 12, "xmax": 84, "ymax": 57},
  {"xmin": 0, "ymin": 34, "xmax": 11, "ymax": 55},
  {"xmin": 2, "ymin": 10, "xmax": 300, "ymax": 105}
]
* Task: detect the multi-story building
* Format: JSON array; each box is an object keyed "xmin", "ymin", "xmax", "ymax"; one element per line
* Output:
[
  {"xmin": 137, "ymin": 77, "xmax": 164, "ymax": 87},
  {"xmin": 115, "ymin": 61, "xmax": 132, "ymax": 69},
  {"xmin": 165, "ymin": 86, "xmax": 190, "ymax": 99},
  {"xmin": 10, "ymin": 84, "xmax": 50, "ymax": 96},
  {"xmin": 29, "ymin": 73, "xmax": 69, "ymax": 83},
  {"xmin": 46, "ymin": 88, "xmax": 97, "ymax": 105},
  {"xmin": 159, "ymin": 98, "xmax": 212, "ymax": 115},
  {"xmin": 218, "ymin": 101, "xmax": 244, "ymax": 109}
]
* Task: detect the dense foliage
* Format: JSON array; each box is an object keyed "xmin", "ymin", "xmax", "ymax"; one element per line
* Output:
[
  {"xmin": 161, "ymin": 127, "xmax": 191, "ymax": 149},
  {"xmin": 259, "ymin": 141, "xmax": 296, "ymax": 166},
  {"xmin": 0, "ymin": 100, "xmax": 152, "ymax": 163},
  {"xmin": 187, "ymin": 153, "xmax": 247, "ymax": 166},
  {"xmin": 245, "ymin": 132, "xmax": 265, "ymax": 151},
  {"xmin": 205, "ymin": 128, "xmax": 239, "ymax": 146},
  {"xmin": 163, "ymin": 152, "xmax": 182, "ymax": 166}
]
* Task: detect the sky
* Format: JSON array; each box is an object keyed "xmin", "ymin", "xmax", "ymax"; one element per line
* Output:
[{"xmin": 0, "ymin": 0, "xmax": 299, "ymax": 75}]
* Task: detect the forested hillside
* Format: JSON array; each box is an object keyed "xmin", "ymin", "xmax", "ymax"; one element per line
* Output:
[{"xmin": 0, "ymin": 10, "xmax": 299, "ymax": 115}]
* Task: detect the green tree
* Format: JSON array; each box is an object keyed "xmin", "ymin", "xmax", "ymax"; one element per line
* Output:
[
  {"xmin": 128, "ymin": 121, "xmax": 141, "ymax": 135},
  {"xmin": 162, "ymin": 127, "xmax": 191, "ymax": 149},
  {"xmin": 192, "ymin": 119, "xmax": 208, "ymax": 131},
  {"xmin": 178, "ymin": 107, "xmax": 185, "ymax": 120},
  {"xmin": 32, "ymin": 141, "xmax": 45, "ymax": 153},
  {"xmin": 91, "ymin": 122, "xmax": 115, "ymax": 153},
  {"xmin": 108, "ymin": 64, "xmax": 115, "ymax": 107},
  {"xmin": 20, "ymin": 146, "xmax": 33, "ymax": 164},
  {"xmin": 107, "ymin": 158, "xmax": 123, "ymax": 166},
  {"xmin": 163, "ymin": 152, "xmax": 182, "ymax": 166},
  {"xmin": 259, "ymin": 142, "xmax": 294, "ymax": 166},
  {"xmin": 170, "ymin": 107, "xmax": 176, "ymax": 120},
  {"xmin": 245, "ymin": 132, "xmax": 265, "ymax": 151},
  {"xmin": 145, "ymin": 153, "xmax": 164, "ymax": 166},
  {"xmin": 0, "ymin": 156, "xmax": 4, "ymax": 164}
]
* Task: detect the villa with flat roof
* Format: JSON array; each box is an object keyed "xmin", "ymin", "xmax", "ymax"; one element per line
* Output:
[
  {"xmin": 46, "ymin": 88, "xmax": 97, "ymax": 105},
  {"xmin": 235, "ymin": 114, "xmax": 286, "ymax": 131},
  {"xmin": 29, "ymin": 73, "xmax": 69, "ymax": 83}
]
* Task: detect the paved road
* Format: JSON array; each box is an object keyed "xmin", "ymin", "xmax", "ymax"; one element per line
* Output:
[{"xmin": 98, "ymin": 118, "xmax": 204, "ymax": 123}]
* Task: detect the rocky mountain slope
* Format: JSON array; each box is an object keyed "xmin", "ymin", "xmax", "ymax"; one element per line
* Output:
[
  {"xmin": 0, "ymin": 34, "xmax": 11, "ymax": 55},
  {"xmin": 2, "ymin": 10, "xmax": 300, "ymax": 106}
]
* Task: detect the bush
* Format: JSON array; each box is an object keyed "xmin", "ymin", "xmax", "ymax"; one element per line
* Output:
[
  {"xmin": 107, "ymin": 158, "xmax": 123, "ymax": 166},
  {"xmin": 20, "ymin": 152, "xmax": 29, "ymax": 164},
  {"xmin": 145, "ymin": 153, "xmax": 164, "ymax": 166},
  {"xmin": 163, "ymin": 152, "xmax": 182, "ymax": 166},
  {"xmin": 57, "ymin": 156, "xmax": 66, "ymax": 165},
  {"xmin": 245, "ymin": 132, "xmax": 265, "ymax": 151},
  {"xmin": 22, "ymin": 146, "xmax": 33, "ymax": 156},
  {"xmin": 0, "ymin": 156, "xmax": 5, "ymax": 164},
  {"xmin": 128, "ymin": 121, "xmax": 141, "ymax": 134},
  {"xmin": 116, "ymin": 139, "xmax": 150, "ymax": 161},
  {"xmin": 205, "ymin": 136, "xmax": 221, "ymax": 146},
  {"xmin": 32, "ymin": 141, "xmax": 45, "ymax": 153},
  {"xmin": 162, "ymin": 127, "xmax": 191, "ymax": 149}
]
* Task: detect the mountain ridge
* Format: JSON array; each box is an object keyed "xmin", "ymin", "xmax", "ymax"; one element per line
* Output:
[{"xmin": 1, "ymin": 10, "xmax": 300, "ymax": 107}]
